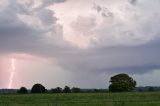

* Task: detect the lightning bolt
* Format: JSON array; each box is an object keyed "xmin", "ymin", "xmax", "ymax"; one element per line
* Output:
[{"xmin": 8, "ymin": 58, "xmax": 16, "ymax": 89}]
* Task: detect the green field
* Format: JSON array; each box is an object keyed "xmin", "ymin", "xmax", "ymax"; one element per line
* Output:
[{"xmin": 0, "ymin": 92, "xmax": 160, "ymax": 106}]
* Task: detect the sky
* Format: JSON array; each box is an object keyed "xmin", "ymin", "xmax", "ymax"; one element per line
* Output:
[{"xmin": 0, "ymin": 0, "xmax": 160, "ymax": 89}]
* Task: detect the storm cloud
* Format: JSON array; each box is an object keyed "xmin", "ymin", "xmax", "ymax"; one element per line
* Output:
[{"xmin": 0, "ymin": 0, "xmax": 160, "ymax": 88}]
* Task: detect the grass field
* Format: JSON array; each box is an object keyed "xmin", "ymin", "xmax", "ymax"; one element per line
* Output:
[{"xmin": 0, "ymin": 92, "xmax": 160, "ymax": 106}]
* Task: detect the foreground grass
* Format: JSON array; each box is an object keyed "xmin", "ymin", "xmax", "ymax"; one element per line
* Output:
[{"xmin": 0, "ymin": 92, "xmax": 160, "ymax": 106}]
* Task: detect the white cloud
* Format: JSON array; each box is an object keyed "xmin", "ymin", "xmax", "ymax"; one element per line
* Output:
[{"xmin": 52, "ymin": 0, "xmax": 160, "ymax": 48}]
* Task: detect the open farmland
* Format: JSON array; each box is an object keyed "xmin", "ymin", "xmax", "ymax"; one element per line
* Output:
[{"xmin": 0, "ymin": 92, "xmax": 160, "ymax": 106}]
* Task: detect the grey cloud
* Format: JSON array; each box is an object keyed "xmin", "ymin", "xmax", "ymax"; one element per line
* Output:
[
  {"xmin": 0, "ymin": 0, "xmax": 68, "ymax": 88},
  {"xmin": 35, "ymin": 9, "xmax": 57, "ymax": 26},
  {"xmin": 93, "ymin": 3, "xmax": 102, "ymax": 13},
  {"xmin": 41, "ymin": 0, "xmax": 66, "ymax": 5},
  {"xmin": 1, "ymin": 0, "xmax": 160, "ymax": 88},
  {"xmin": 101, "ymin": 11, "xmax": 113, "ymax": 18},
  {"xmin": 128, "ymin": 0, "xmax": 137, "ymax": 5},
  {"xmin": 1, "ymin": 0, "xmax": 160, "ymax": 76},
  {"xmin": 0, "ymin": 0, "xmax": 67, "ymax": 53},
  {"xmin": 93, "ymin": 4, "xmax": 114, "ymax": 18},
  {"xmin": 55, "ymin": 40, "xmax": 160, "ymax": 75}
]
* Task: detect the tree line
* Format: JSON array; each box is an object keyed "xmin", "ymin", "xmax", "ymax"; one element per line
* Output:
[
  {"xmin": 18, "ymin": 84, "xmax": 81, "ymax": 94},
  {"xmin": 18, "ymin": 73, "xmax": 153, "ymax": 94}
]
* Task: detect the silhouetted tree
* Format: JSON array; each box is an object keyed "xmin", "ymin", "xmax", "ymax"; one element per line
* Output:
[
  {"xmin": 93, "ymin": 89, "xmax": 99, "ymax": 93},
  {"xmin": 72, "ymin": 87, "xmax": 80, "ymax": 93},
  {"xmin": 109, "ymin": 73, "xmax": 136, "ymax": 92},
  {"xmin": 31, "ymin": 83, "xmax": 46, "ymax": 93},
  {"xmin": 17, "ymin": 87, "xmax": 28, "ymax": 94},
  {"xmin": 63, "ymin": 86, "xmax": 71, "ymax": 93},
  {"xmin": 51, "ymin": 87, "xmax": 62, "ymax": 93}
]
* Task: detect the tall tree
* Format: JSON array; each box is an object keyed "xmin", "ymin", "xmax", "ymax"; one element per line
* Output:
[
  {"xmin": 72, "ymin": 87, "xmax": 80, "ymax": 93},
  {"xmin": 63, "ymin": 86, "xmax": 71, "ymax": 93},
  {"xmin": 31, "ymin": 83, "xmax": 46, "ymax": 93},
  {"xmin": 109, "ymin": 73, "xmax": 136, "ymax": 92}
]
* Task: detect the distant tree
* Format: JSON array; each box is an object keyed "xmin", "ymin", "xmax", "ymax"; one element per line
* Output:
[
  {"xmin": 72, "ymin": 87, "xmax": 80, "ymax": 93},
  {"xmin": 17, "ymin": 87, "xmax": 28, "ymax": 94},
  {"xmin": 94, "ymin": 89, "xmax": 99, "ymax": 93},
  {"xmin": 63, "ymin": 86, "xmax": 71, "ymax": 93},
  {"xmin": 51, "ymin": 87, "xmax": 62, "ymax": 93},
  {"xmin": 148, "ymin": 87, "xmax": 154, "ymax": 92},
  {"xmin": 109, "ymin": 73, "xmax": 136, "ymax": 92},
  {"xmin": 31, "ymin": 83, "xmax": 46, "ymax": 93}
]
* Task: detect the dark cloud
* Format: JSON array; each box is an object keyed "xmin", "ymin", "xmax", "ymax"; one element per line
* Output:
[
  {"xmin": 54, "ymin": 39, "xmax": 160, "ymax": 75},
  {"xmin": 93, "ymin": 3, "xmax": 102, "ymax": 13},
  {"xmin": 0, "ymin": 0, "xmax": 160, "ymax": 88},
  {"xmin": 1, "ymin": 0, "xmax": 160, "ymax": 75},
  {"xmin": 0, "ymin": 0, "xmax": 68, "ymax": 54},
  {"xmin": 93, "ymin": 4, "xmax": 114, "ymax": 18},
  {"xmin": 128, "ymin": 0, "xmax": 137, "ymax": 5}
]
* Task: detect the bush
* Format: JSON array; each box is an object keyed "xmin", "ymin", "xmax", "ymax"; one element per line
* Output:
[
  {"xmin": 17, "ymin": 87, "xmax": 28, "ymax": 94},
  {"xmin": 72, "ymin": 87, "xmax": 80, "ymax": 93},
  {"xmin": 148, "ymin": 87, "xmax": 155, "ymax": 92},
  {"xmin": 51, "ymin": 87, "xmax": 62, "ymax": 93}
]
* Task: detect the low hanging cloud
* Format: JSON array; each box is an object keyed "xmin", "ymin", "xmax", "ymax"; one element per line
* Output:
[
  {"xmin": 0, "ymin": 0, "xmax": 160, "ymax": 86},
  {"xmin": 0, "ymin": 0, "xmax": 68, "ymax": 55}
]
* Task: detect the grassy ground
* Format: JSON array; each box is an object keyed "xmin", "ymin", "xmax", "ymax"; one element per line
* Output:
[{"xmin": 0, "ymin": 92, "xmax": 160, "ymax": 106}]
